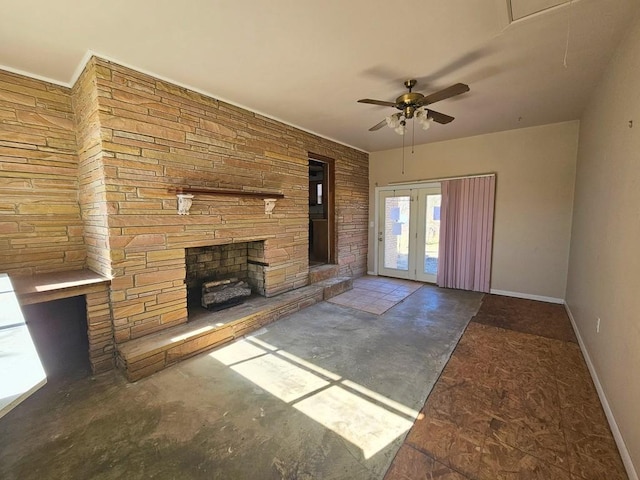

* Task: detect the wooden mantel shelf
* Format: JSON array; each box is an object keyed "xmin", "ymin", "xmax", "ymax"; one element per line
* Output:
[{"xmin": 168, "ymin": 187, "xmax": 284, "ymax": 199}]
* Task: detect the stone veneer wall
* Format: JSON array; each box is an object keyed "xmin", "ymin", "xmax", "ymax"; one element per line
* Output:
[
  {"xmin": 89, "ymin": 57, "xmax": 368, "ymax": 344},
  {"xmin": 72, "ymin": 60, "xmax": 112, "ymax": 277},
  {"xmin": 0, "ymin": 70, "xmax": 85, "ymax": 275},
  {"xmin": 84, "ymin": 286, "xmax": 115, "ymax": 372},
  {"xmin": 0, "ymin": 56, "xmax": 368, "ymax": 354},
  {"xmin": 0, "ymin": 66, "xmax": 116, "ymax": 372}
]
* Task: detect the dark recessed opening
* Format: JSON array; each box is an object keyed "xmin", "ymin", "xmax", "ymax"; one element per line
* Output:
[
  {"xmin": 309, "ymin": 158, "xmax": 329, "ymax": 265},
  {"xmin": 21, "ymin": 296, "xmax": 91, "ymax": 383}
]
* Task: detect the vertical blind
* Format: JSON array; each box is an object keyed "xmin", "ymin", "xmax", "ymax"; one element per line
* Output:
[{"xmin": 437, "ymin": 175, "xmax": 496, "ymax": 293}]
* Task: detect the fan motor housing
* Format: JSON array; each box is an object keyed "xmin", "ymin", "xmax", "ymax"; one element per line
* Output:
[
  {"xmin": 396, "ymin": 92, "xmax": 424, "ymax": 106},
  {"xmin": 397, "ymin": 92, "xmax": 424, "ymax": 119}
]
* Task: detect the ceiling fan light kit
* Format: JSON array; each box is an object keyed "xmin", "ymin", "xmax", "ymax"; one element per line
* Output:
[
  {"xmin": 358, "ymin": 79, "xmax": 469, "ymax": 134},
  {"xmin": 415, "ymin": 109, "xmax": 433, "ymax": 130},
  {"xmin": 385, "ymin": 113, "xmax": 401, "ymax": 129},
  {"xmin": 385, "ymin": 109, "xmax": 432, "ymax": 135}
]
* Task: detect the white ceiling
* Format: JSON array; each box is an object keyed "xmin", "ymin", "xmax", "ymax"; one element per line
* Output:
[{"xmin": 0, "ymin": 0, "xmax": 637, "ymax": 153}]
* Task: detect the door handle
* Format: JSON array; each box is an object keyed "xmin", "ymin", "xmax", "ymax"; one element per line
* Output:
[{"xmin": 378, "ymin": 232, "xmax": 383, "ymax": 242}]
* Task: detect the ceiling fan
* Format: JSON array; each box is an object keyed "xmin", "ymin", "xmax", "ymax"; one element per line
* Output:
[{"xmin": 358, "ymin": 79, "xmax": 470, "ymax": 134}]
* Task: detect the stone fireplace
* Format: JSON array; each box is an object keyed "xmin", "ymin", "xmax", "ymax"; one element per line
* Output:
[
  {"xmin": 0, "ymin": 56, "xmax": 368, "ymax": 376},
  {"xmin": 0, "ymin": 55, "xmax": 369, "ymax": 377},
  {"xmin": 185, "ymin": 241, "xmax": 267, "ymax": 313}
]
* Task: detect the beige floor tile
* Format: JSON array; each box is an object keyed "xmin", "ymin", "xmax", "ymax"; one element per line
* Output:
[{"xmin": 328, "ymin": 276, "xmax": 420, "ymax": 315}]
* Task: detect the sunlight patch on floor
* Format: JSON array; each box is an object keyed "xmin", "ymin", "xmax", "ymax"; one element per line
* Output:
[
  {"xmin": 210, "ymin": 338, "xmax": 266, "ymax": 365},
  {"xmin": 294, "ymin": 385, "xmax": 414, "ymax": 459},
  {"xmin": 209, "ymin": 336, "xmax": 417, "ymax": 459},
  {"xmin": 230, "ymin": 353, "xmax": 330, "ymax": 403}
]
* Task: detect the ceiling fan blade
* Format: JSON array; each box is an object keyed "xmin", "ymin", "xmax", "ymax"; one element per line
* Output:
[
  {"xmin": 358, "ymin": 98, "xmax": 397, "ymax": 107},
  {"xmin": 419, "ymin": 83, "xmax": 470, "ymax": 106},
  {"xmin": 426, "ymin": 109, "xmax": 455, "ymax": 124},
  {"xmin": 369, "ymin": 119, "xmax": 388, "ymax": 131}
]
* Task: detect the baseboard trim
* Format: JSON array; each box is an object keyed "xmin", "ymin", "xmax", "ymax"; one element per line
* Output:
[
  {"xmin": 564, "ymin": 303, "xmax": 638, "ymax": 480},
  {"xmin": 366, "ymin": 271, "xmax": 377, "ymax": 276},
  {"xmin": 489, "ymin": 289, "xmax": 564, "ymax": 304}
]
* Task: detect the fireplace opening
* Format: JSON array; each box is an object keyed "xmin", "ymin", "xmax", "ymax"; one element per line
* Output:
[{"xmin": 185, "ymin": 241, "xmax": 266, "ymax": 318}]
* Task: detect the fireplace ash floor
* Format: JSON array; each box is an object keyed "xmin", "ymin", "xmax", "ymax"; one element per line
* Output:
[{"xmin": 0, "ymin": 284, "xmax": 483, "ymax": 480}]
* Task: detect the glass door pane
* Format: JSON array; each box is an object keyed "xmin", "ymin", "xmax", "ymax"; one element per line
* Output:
[
  {"xmin": 383, "ymin": 196, "xmax": 410, "ymax": 270},
  {"xmin": 414, "ymin": 188, "xmax": 441, "ymax": 283},
  {"xmin": 378, "ymin": 192, "xmax": 412, "ymax": 278}
]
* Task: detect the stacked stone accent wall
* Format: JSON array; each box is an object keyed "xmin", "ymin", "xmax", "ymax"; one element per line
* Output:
[
  {"xmin": 91, "ymin": 58, "xmax": 368, "ymax": 344},
  {"xmin": 0, "ymin": 70, "xmax": 85, "ymax": 275},
  {"xmin": 0, "ymin": 57, "xmax": 369, "ymax": 356},
  {"xmin": 85, "ymin": 286, "xmax": 115, "ymax": 372},
  {"xmin": 72, "ymin": 59, "xmax": 112, "ymax": 277}
]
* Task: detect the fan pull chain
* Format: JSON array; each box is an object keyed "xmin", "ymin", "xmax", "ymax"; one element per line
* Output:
[{"xmin": 402, "ymin": 130, "xmax": 405, "ymax": 175}]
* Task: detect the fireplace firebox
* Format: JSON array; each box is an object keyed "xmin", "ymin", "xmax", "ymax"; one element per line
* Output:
[{"xmin": 185, "ymin": 241, "xmax": 266, "ymax": 315}]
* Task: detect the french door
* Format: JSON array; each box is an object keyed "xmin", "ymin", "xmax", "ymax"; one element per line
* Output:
[
  {"xmin": 377, "ymin": 185, "xmax": 441, "ymax": 283},
  {"xmin": 378, "ymin": 190, "xmax": 413, "ymax": 279}
]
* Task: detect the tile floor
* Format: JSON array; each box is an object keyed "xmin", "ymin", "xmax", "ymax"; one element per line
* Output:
[
  {"xmin": 385, "ymin": 294, "xmax": 628, "ymax": 480},
  {"xmin": 328, "ymin": 275, "xmax": 422, "ymax": 314}
]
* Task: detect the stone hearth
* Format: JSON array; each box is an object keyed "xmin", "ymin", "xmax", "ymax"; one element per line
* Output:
[{"xmin": 116, "ymin": 271, "xmax": 353, "ymax": 381}]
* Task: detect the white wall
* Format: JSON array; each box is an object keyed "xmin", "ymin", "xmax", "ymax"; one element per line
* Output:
[
  {"xmin": 566, "ymin": 13, "xmax": 640, "ymax": 477},
  {"xmin": 369, "ymin": 121, "xmax": 579, "ymax": 300}
]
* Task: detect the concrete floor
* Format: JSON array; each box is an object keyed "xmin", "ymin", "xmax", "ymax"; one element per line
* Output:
[{"xmin": 0, "ymin": 284, "xmax": 482, "ymax": 480}]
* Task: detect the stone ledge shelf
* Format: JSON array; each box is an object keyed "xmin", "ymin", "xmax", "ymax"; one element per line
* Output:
[
  {"xmin": 11, "ymin": 269, "xmax": 111, "ymax": 305},
  {"xmin": 168, "ymin": 187, "xmax": 285, "ymax": 215}
]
